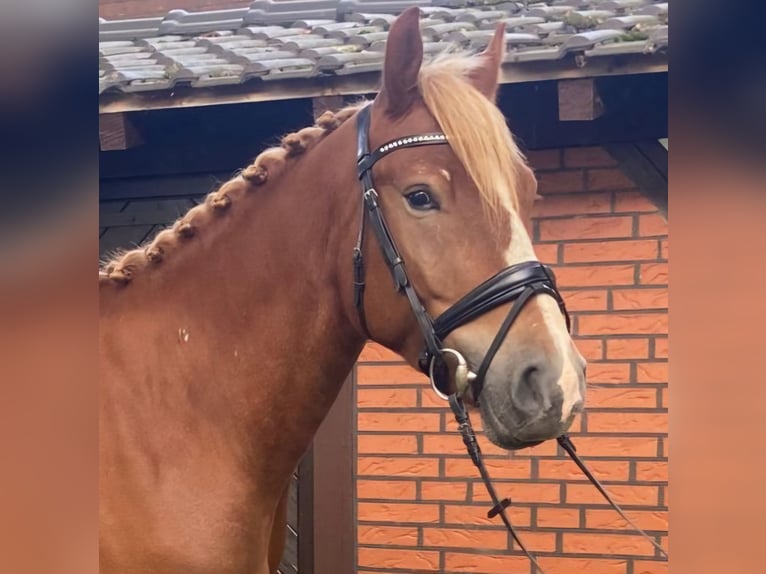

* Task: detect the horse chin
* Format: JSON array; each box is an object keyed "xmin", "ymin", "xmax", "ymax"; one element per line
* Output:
[
  {"xmin": 479, "ymin": 410, "xmax": 545, "ymax": 451},
  {"xmin": 477, "ymin": 388, "xmax": 567, "ymax": 451}
]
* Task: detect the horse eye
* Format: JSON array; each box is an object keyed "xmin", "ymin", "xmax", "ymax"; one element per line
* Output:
[{"xmin": 405, "ymin": 189, "xmax": 438, "ymax": 211}]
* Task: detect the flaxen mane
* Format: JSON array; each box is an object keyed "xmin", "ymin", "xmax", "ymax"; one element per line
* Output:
[{"xmin": 99, "ymin": 51, "xmax": 530, "ymax": 288}]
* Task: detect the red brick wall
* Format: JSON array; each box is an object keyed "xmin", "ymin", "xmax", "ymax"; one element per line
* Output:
[{"xmin": 353, "ymin": 146, "xmax": 668, "ymax": 574}]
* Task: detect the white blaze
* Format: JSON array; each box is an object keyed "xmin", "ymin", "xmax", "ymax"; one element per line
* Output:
[{"xmin": 504, "ymin": 211, "xmax": 583, "ymax": 422}]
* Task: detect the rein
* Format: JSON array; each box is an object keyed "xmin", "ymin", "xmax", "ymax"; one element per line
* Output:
[{"xmin": 352, "ymin": 103, "xmax": 667, "ymax": 571}]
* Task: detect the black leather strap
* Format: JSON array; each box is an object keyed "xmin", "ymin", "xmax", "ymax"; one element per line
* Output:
[
  {"xmin": 558, "ymin": 435, "xmax": 669, "ymax": 559},
  {"xmin": 449, "ymin": 395, "xmax": 547, "ymax": 574},
  {"xmin": 433, "ymin": 261, "xmax": 570, "ymax": 339},
  {"xmin": 470, "ymin": 284, "xmax": 539, "ymax": 403},
  {"xmin": 354, "ymin": 104, "xmax": 447, "ymax": 360},
  {"xmin": 356, "ymin": 104, "xmax": 447, "ymax": 192}
]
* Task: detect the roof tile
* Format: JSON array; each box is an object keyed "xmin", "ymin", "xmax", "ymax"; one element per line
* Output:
[
  {"xmin": 246, "ymin": 0, "xmax": 340, "ymax": 26},
  {"xmin": 600, "ymin": 15, "xmax": 660, "ymax": 29},
  {"xmin": 527, "ymin": 5, "xmax": 577, "ymax": 18},
  {"xmin": 98, "ymin": 0, "xmax": 668, "ymax": 96},
  {"xmin": 563, "ymin": 29, "xmax": 623, "ymax": 50}
]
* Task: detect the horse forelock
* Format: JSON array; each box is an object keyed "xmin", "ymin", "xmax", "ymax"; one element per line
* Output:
[
  {"xmin": 417, "ymin": 51, "xmax": 529, "ymax": 224},
  {"xmin": 98, "ymin": 101, "xmax": 367, "ymax": 288}
]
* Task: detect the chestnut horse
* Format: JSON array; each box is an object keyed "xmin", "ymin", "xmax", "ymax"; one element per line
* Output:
[{"xmin": 99, "ymin": 8, "xmax": 586, "ymax": 573}]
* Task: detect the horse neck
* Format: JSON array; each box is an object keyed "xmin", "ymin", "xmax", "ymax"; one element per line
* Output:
[
  {"xmin": 237, "ymin": 132, "xmax": 367, "ymax": 475},
  {"xmin": 105, "ymin": 119, "xmax": 366, "ymax": 488}
]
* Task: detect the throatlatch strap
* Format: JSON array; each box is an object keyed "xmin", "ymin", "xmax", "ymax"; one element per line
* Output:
[
  {"xmin": 557, "ymin": 435, "xmax": 668, "ymax": 559},
  {"xmin": 449, "ymin": 395, "xmax": 548, "ymax": 574}
]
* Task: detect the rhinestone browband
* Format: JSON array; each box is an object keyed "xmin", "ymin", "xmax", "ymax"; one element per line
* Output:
[{"xmin": 378, "ymin": 133, "xmax": 448, "ymax": 153}]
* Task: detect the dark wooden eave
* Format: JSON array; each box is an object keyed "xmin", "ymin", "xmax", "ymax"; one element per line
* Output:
[{"xmin": 99, "ymin": 55, "xmax": 668, "ymax": 114}]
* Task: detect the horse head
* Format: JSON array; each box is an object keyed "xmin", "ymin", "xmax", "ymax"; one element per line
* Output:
[{"xmin": 354, "ymin": 7, "xmax": 586, "ymax": 449}]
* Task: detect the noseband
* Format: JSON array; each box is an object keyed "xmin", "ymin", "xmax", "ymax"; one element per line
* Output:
[{"xmin": 353, "ymin": 103, "xmax": 570, "ymax": 403}]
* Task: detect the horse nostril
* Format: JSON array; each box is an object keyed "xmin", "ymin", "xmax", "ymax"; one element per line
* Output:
[
  {"xmin": 513, "ymin": 364, "xmax": 550, "ymax": 412},
  {"xmin": 571, "ymin": 400, "xmax": 584, "ymax": 415}
]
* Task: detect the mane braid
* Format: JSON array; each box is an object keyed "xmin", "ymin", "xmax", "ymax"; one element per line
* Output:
[
  {"xmin": 417, "ymin": 51, "xmax": 527, "ymax": 222},
  {"xmin": 98, "ymin": 101, "xmax": 366, "ymax": 288}
]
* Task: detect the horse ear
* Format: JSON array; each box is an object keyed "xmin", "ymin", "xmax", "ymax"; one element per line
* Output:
[
  {"xmin": 468, "ymin": 23, "xmax": 506, "ymax": 102},
  {"xmin": 378, "ymin": 6, "xmax": 423, "ymax": 117}
]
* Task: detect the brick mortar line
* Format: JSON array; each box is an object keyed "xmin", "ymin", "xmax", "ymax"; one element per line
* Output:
[
  {"xmin": 356, "ymin": 513, "xmax": 669, "ymax": 524},
  {"xmin": 533, "ymin": 213, "xmax": 666, "ymax": 227},
  {"xmin": 581, "ymin": 334, "xmax": 666, "ymax": 339},
  {"xmin": 542, "ymin": 237, "xmax": 668, "ymax": 245},
  {"xmin": 356, "ymin": 354, "xmax": 664, "ymax": 367},
  {"xmin": 541, "ymin": 206, "xmax": 661, "ymax": 216},
  {"xmin": 358, "ymin": 406, "xmax": 668, "ymax": 414},
  {"xmin": 356, "ymin": 525, "xmax": 669, "ymax": 535},
  {"xmin": 553, "ymin": 258, "xmax": 667, "ymax": 265},
  {"xmin": 357, "ymin": 478, "xmax": 667, "ymax": 488},
  {"xmin": 560, "ymin": 288, "xmax": 667, "ymax": 293},
  {"xmin": 546, "ymin": 260, "xmax": 668, "ymax": 267},
  {"xmin": 358, "ymin": 389, "xmax": 436, "ymax": 394},
  {"xmin": 533, "ymin": 214, "xmax": 670, "ymax": 223},
  {"xmin": 356, "ymin": 429, "xmax": 668, "ymax": 437},
  {"xmin": 356, "ymin": 458, "xmax": 668, "ymax": 465},
  {"xmin": 357, "ymin": 496, "xmax": 668, "ymax": 506},
  {"xmin": 357, "ymin": 437, "xmax": 669, "ymax": 445},
  {"xmin": 356, "ymin": 370, "xmax": 669, "ymax": 382},
  {"xmin": 357, "ymin": 563, "xmax": 665, "ymax": 574},
  {"xmin": 357, "ymin": 543, "xmax": 665, "ymax": 558},
  {"xmin": 354, "ymin": 374, "xmax": 701, "ymax": 383},
  {"xmin": 356, "ymin": 488, "xmax": 670, "ymax": 498},
  {"xmin": 357, "ymin": 437, "xmax": 670, "ymax": 446},
  {"xmin": 533, "ymin": 209, "xmax": 661, "ymax": 217},
  {"xmin": 571, "ymin": 407, "xmax": 669, "ymax": 413},
  {"xmin": 356, "ymin": 565, "xmax": 649, "ymax": 574},
  {"xmin": 609, "ymin": 190, "xmax": 618, "ymax": 213},
  {"xmin": 555, "ymin": 531, "xmax": 564, "ymax": 555},
  {"xmin": 359, "ymin": 404, "xmax": 668, "ymax": 414},
  {"xmin": 356, "ymin": 512, "xmax": 669, "ymax": 527}
]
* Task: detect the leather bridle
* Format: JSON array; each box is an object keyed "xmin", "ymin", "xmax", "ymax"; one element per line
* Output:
[
  {"xmin": 353, "ymin": 103, "xmax": 570, "ymax": 403},
  {"xmin": 351, "ymin": 103, "xmax": 668, "ymax": 571}
]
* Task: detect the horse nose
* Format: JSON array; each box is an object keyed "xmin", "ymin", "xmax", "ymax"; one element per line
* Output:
[
  {"xmin": 509, "ymin": 352, "xmax": 564, "ymax": 423},
  {"xmin": 511, "ymin": 361, "xmax": 560, "ymax": 419}
]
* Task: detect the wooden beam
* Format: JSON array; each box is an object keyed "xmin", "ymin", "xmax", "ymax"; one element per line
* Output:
[
  {"xmin": 557, "ymin": 78, "xmax": 604, "ymax": 121},
  {"xmin": 636, "ymin": 140, "xmax": 669, "ymax": 180},
  {"xmin": 99, "ymin": 113, "xmax": 143, "ymax": 151},
  {"xmin": 297, "ymin": 450, "xmax": 315, "ymax": 574},
  {"xmin": 309, "ymin": 375, "xmax": 355, "ymax": 574},
  {"xmin": 99, "ymin": 55, "xmax": 667, "ymax": 114},
  {"xmin": 500, "ymin": 72, "xmax": 668, "ymax": 149},
  {"xmin": 605, "ymin": 141, "xmax": 668, "ymax": 217},
  {"xmin": 98, "ymin": 73, "xmax": 668, "ymax": 183}
]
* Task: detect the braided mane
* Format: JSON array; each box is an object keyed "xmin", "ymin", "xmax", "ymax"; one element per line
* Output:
[{"xmin": 98, "ymin": 102, "xmax": 366, "ymax": 287}]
